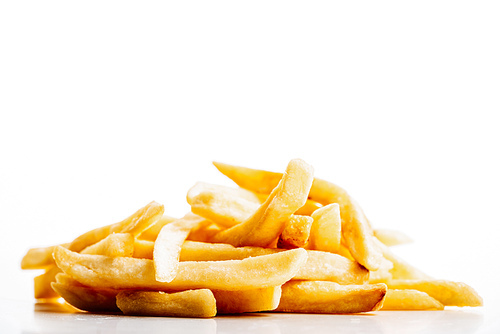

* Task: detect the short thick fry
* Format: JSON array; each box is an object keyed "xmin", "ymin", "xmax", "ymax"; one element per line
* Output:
[
  {"xmin": 54, "ymin": 246, "xmax": 308, "ymax": 291},
  {"xmin": 116, "ymin": 290, "xmax": 217, "ymax": 318},
  {"xmin": 275, "ymin": 281, "xmax": 387, "ymax": 314},
  {"xmin": 385, "ymin": 279, "xmax": 483, "ymax": 307},
  {"xmin": 213, "ymin": 162, "xmax": 382, "ymax": 270},
  {"xmin": 277, "ymin": 215, "xmax": 313, "ymax": 249},
  {"xmin": 308, "ymin": 203, "xmax": 341, "ymax": 253},
  {"xmin": 213, "ymin": 286, "xmax": 281, "ymax": 314},
  {"xmin": 81, "ymin": 233, "xmax": 134, "ymax": 257},
  {"xmin": 51, "ymin": 274, "xmax": 120, "ymax": 312},
  {"xmin": 69, "ymin": 201, "xmax": 164, "ymax": 252},
  {"xmin": 381, "ymin": 289, "xmax": 444, "ymax": 310},
  {"xmin": 154, "ymin": 213, "xmax": 207, "ymax": 282},
  {"xmin": 212, "ymin": 159, "xmax": 314, "ymax": 247}
]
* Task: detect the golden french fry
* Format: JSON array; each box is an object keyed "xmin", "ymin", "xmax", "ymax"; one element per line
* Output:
[
  {"xmin": 116, "ymin": 289, "xmax": 217, "ymax": 318},
  {"xmin": 69, "ymin": 201, "xmax": 164, "ymax": 252},
  {"xmin": 53, "ymin": 246, "xmax": 308, "ymax": 291},
  {"xmin": 308, "ymin": 203, "xmax": 341, "ymax": 253},
  {"xmin": 187, "ymin": 181, "xmax": 261, "ymax": 204},
  {"xmin": 385, "ymin": 279, "xmax": 483, "ymax": 307},
  {"xmin": 81, "ymin": 233, "xmax": 134, "ymax": 257},
  {"xmin": 275, "ymin": 281, "xmax": 387, "ymax": 314},
  {"xmin": 52, "ymin": 274, "xmax": 120, "ymax": 312},
  {"xmin": 277, "ymin": 215, "xmax": 313, "ymax": 249},
  {"xmin": 212, "ymin": 159, "xmax": 314, "ymax": 247},
  {"xmin": 374, "ymin": 228, "xmax": 413, "ymax": 247},
  {"xmin": 213, "ymin": 162, "xmax": 382, "ymax": 270},
  {"xmin": 381, "ymin": 289, "xmax": 444, "ymax": 310},
  {"xmin": 154, "ymin": 213, "xmax": 207, "ymax": 282},
  {"xmin": 34, "ymin": 265, "xmax": 61, "ymax": 299},
  {"xmin": 21, "ymin": 243, "xmax": 69, "ymax": 270},
  {"xmin": 138, "ymin": 215, "xmax": 177, "ymax": 241},
  {"xmin": 213, "ymin": 286, "xmax": 281, "ymax": 314}
]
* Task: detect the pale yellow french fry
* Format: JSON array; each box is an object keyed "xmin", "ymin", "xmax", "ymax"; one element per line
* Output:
[
  {"xmin": 69, "ymin": 201, "xmax": 164, "ymax": 252},
  {"xmin": 138, "ymin": 215, "xmax": 177, "ymax": 241},
  {"xmin": 368, "ymin": 256, "xmax": 394, "ymax": 283},
  {"xmin": 116, "ymin": 289, "xmax": 217, "ymax": 318},
  {"xmin": 381, "ymin": 289, "xmax": 444, "ymax": 310},
  {"xmin": 277, "ymin": 215, "xmax": 313, "ymax": 249},
  {"xmin": 374, "ymin": 228, "xmax": 413, "ymax": 247},
  {"xmin": 53, "ymin": 246, "xmax": 307, "ymax": 291},
  {"xmin": 178, "ymin": 241, "xmax": 369, "ymax": 284},
  {"xmin": 213, "ymin": 162, "xmax": 382, "ymax": 270},
  {"xmin": 373, "ymin": 238, "xmax": 431, "ymax": 280},
  {"xmin": 51, "ymin": 274, "xmax": 120, "ymax": 312},
  {"xmin": 34, "ymin": 265, "xmax": 61, "ymax": 299},
  {"xmin": 275, "ymin": 281, "xmax": 387, "ymax": 314},
  {"xmin": 212, "ymin": 159, "xmax": 314, "ymax": 247},
  {"xmin": 154, "ymin": 213, "xmax": 207, "ymax": 282},
  {"xmin": 385, "ymin": 279, "xmax": 483, "ymax": 307},
  {"xmin": 81, "ymin": 233, "xmax": 134, "ymax": 257},
  {"xmin": 187, "ymin": 183, "xmax": 260, "ymax": 228},
  {"xmin": 308, "ymin": 203, "xmax": 341, "ymax": 253},
  {"xmin": 21, "ymin": 243, "xmax": 69, "ymax": 270},
  {"xmin": 213, "ymin": 286, "xmax": 281, "ymax": 314}
]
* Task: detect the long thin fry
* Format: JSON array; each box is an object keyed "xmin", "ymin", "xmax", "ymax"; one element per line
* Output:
[
  {"xmin": 54, "ymin": 246, "xmax": 308, "ymax": 291},
  {"xmin": 212, "ymin": 159, "xmax": 314, "ymax": 247}
]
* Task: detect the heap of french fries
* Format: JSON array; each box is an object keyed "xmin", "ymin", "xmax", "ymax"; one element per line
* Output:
[{"xmin": 21, "ymin": 159, "xmax": 482, "ymax": 317}]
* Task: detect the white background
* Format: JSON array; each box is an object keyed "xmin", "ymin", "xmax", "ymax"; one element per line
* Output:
[{"xmin": 0, "ymin": 0, "xmax": 499, "ymax": 324}]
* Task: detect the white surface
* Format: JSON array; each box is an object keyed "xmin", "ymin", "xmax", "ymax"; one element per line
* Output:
[
  {"xmin": 1, "ymin": 1, "xmax": 499, "ymax": 333},
  {"xmin": 1, "ymin": 299, "xmax": 499, "ymax": 334}
]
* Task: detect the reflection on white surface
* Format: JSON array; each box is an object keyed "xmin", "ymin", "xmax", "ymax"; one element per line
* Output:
[{"xmin": 1, "ymin": 300, "xmax": 497, "ymax": 334}]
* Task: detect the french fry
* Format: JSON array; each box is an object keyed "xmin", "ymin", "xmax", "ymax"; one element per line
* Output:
[
  {"xmin": 116, "ymin": 290, "xmax": 217, "ymax": 318},
  {"xmin": 54, "ymin": 245, "xmax": 308, "ymax": 291},
  {"xmin": 212, "ymin": 159, "xmax": 314, "ymax": 247},
  {"xmin": 187, "ymin": 222, "xmax": 221, "ymax": 242},
  {"xmin": 385, "ymin": 279, "xmax": 483, "ymax": 307},
  {"xmin": 153, "ymin": 213, "xmax": 207, "ymax": 282},
  {"xmin": 381, "ymin": 289, "xmax": 444, "ymax": 310},
  {"xmin": 21, "ymin": 244, "xmax": 67, "ymax": 270},
  {"xmin": 213, "ymin": 162, "xmax": 383, "ymax": 270},
  {"xmin": 308, "ymin": 203, "xmax": 341, "ymax": 253},
  {"xmin": 81, "ymin": 233, "xmax": 134, "ymax": 257},
  {"xmin": 69, "ymin": 201, "xmax": 164, "ymax": 252},
  {"xmin": 277, "ymin": 215, "xmax": 313, "ymax": 249},
  {"xmin": 34, "ymin": 265, "xmax": 61, "ymax": 299},
  {"xmin": 275, "ymin": 281, "xmax": 387, "ymax": 314},
  {"xmin": 213, "ymin": 286, "xmax": 282, "ymax": 314},
  {"xmin": 374, "ymin": 228, "xmax": 413, "ymax": 247},
  {"xmin": 51, "ymin": 274, "xmax": 120, "ymax": 312}
]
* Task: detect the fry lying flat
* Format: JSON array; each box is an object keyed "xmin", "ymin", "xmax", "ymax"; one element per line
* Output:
[{"xmin": 53, "ymin": 246, "xmax": 308, "ymax": 291}]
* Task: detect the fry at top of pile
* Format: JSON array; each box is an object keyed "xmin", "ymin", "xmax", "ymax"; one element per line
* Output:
[{"xmin": 21, "ymin": 159, "xmax": 483, "ymax": 317}]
